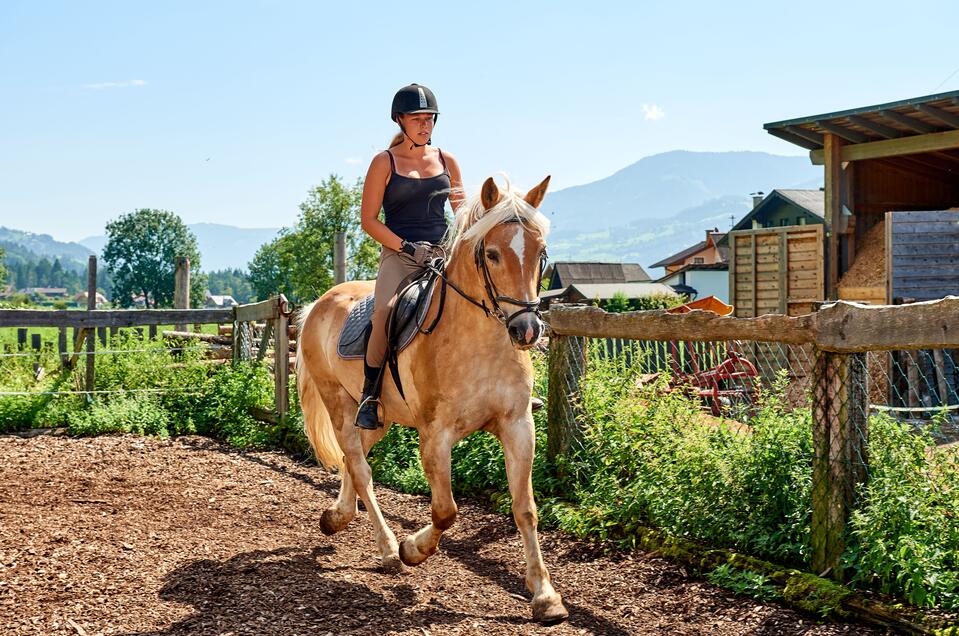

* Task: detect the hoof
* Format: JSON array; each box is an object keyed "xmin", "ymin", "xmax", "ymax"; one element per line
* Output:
[
  {"xmin": 399, "ymin": 538, "xmax": 435, "ymax": 567},
  {"xmin": 319, "ymin": 509, "xmax": 350, "ymax": 536},
  {"xmin": 532, "ymin": 594, "xmax": 569, "ymax": 625},
  {"xmin": 381, "ymin": 553, "xmax": 404, "ymax": 574}
]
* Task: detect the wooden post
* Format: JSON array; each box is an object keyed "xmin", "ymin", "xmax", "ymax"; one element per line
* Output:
[
  {"xmin": 933, "ymin": 349, "xmax": 949, "ymax": 407},
  {"xmin": 547, "ymin": 334, "xmax": 587, "ymax": 463},
  {"xmin": 85, "ymin": 255, "xmax": 97, "ymax": 395},
  {"xmin": 824, "ymin": 133, "xmax": 843, "ymax": 300},
  {"xmin": 17, "ymin": 328, "xmax": 26, "ymax": 350},
  {"xmin": 274, "ymin": 296, "xmax": 290, "ymax": 420},
  {"xmin": 58, "ymin": 327, "xmax": 68, "ymax": 369},
  {"xmin": 148, "ymin": 325, "xmax": 157, "ymax": 340},
  {"xmin": 811, "ymin": 348, "xmax": 868, "ymax": 581},
  {"xmin": 30, "ymin": 333, "xmax": 41, "ymax": 351},
  {"xmin": 174, "ymin": 257, "xmax": 190, "ymax": 332},
  {"xmin": 334, "ymin": 231, "xmax": 347, "ymax": 284}
]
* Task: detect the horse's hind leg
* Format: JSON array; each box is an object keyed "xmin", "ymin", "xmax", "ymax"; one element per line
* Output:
[
  {"xmin": 498, "ymin": 418, "xmax": 569, "ymax": 624},
  {"xmin": 328, "ymin": 392, "xmax": 402, "ymax": 572},
  {"xmin": 399, "ymin": 429, "xmax": 456, "ymax": 566},
  {"xmin": 320, "ymin": 426, "xmax": 388, "ymax": 536}
]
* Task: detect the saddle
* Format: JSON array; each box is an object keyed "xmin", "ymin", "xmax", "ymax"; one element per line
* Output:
[{"xmin": 336, "ymin": 269, "xmax": 441, "ymax": 361}]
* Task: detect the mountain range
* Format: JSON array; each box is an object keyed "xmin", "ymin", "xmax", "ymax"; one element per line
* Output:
[{"xmin": 2, "ymin": 150, "xmax": 822, "ymax": 277}]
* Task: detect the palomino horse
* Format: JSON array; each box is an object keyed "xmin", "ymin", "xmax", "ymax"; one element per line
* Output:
[{"xmin": 295, "ymin": 176, "xmax": 568, "ymax": 624}]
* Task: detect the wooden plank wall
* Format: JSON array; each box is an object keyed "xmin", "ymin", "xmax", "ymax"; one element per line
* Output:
[
  {"xmin": 887, "ymin": 210, "xmax": 959, "ymax": 302},
  {"xmin": 729, "ymin": 225, "xmax": 825, "ymax": 318},
  {"xmin": 729, "ymin": 225, "xmax": 824, "ymax": 382}
]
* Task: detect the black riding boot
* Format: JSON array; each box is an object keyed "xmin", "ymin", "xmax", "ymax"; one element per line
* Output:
[{"xmin": 355, "ymin": 362, "xmax": 383, "ymax": 430}]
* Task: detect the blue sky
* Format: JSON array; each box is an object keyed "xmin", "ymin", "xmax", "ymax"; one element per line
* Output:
[{"xmin": 1, "ymin": 0, "xmax": 957, "ymax": 241}]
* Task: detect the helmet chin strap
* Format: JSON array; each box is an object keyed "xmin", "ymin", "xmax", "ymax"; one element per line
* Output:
[{"xmin": 399, "ymin": 122, "xmax": 431, "ymax": 149}]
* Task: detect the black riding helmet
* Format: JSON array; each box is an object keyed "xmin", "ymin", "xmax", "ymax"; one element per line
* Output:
[
  {"xmin": 391, "ymin": 83, "xmax": 439, "ymax": 122},
  {"xmin": 391, "ymin": 83, "xmax": 439, "ymax": 148}
]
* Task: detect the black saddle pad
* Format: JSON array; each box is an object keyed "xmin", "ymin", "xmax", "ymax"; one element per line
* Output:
[{"xmin": 337, "ymin": 276, "xmax": 438, "ymax": 359}]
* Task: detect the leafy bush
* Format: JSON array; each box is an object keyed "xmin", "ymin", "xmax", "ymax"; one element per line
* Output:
[
  {"xmin": 706, "ymin": 564, "xmax": 782, "ymax": 601},
  {"xmin": 67, "ymin": 394, "xmax": 173, "ymax": 437},
  {"xmin": 845, "ymin": 414, "xmax": 959, "ymax": 609}
]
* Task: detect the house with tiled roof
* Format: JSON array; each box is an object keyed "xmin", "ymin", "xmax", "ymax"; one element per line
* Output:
[
  {"xmin": 650, "ymin": 229, "xmax": 728, "ymax": 275},
  {"xmin": 717, "ymin": 189, "xmax": 825, "ymax": 246}
]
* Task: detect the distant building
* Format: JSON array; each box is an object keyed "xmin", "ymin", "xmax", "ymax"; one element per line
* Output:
[
  {"xmin": 656, "ymin": 263, "xmax": 730, "ymax": 303},
  {"xmin": 543, "ymin": 261, "xmax": 651, "ymax": 291},
  {"xmin": 19, "ymin": 287, "xmax": 69, "ymax": 299},
  {"xmin": 73, "ymin": 291, "xmax": 108, "ymax": 307},
  {"xmin": 541, "ymin": 282, "xmax": 678, "ymax": 308},
  {"xmin": 206, "ymin": 293, "xmax": 238, "ymax": 308},
  {"xmin": 718, "ymin": 189, "xmax": 825, "ymax": 245},
  {"xmin": 540, "ymin": 261, "xmax": 661, "ymax": 308},
  {"xmin": 650, "ymin": 229, "xmax": 728, "ymax": 275}
]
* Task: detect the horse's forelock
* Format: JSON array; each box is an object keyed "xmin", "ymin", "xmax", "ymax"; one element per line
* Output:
[{"xmin": 445, "ymin": 180, "xmax": 551, "ymax": 255}]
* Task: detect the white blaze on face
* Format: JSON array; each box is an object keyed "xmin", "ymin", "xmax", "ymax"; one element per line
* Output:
[{"xmin": 509, "ymin": 225, "xmax": 526, "ymax": 277}]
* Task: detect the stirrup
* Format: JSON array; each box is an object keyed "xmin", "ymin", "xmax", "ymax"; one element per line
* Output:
[{"xmin": 355, "ymin": 395, "xmax": 383, "ymax": 430}]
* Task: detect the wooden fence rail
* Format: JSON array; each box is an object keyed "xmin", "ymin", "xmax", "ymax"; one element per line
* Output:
[
  {"xmin": 543, "ymin": 296, "xmax": 959, "ymax": 581},
  {"xmin": 0, "ymin": 295, "xmax": 293, "ymax": 421}
]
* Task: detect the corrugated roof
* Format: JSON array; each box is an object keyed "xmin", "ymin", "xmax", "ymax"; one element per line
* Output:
[{"xmin": 764, "ymin": 89, "xmax": 959, "ymax": 151}]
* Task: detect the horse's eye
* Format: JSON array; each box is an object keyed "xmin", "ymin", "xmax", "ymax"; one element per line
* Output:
[{"xmin": 486, "ymin": 249, "xmax": 499, "ymax": 263}]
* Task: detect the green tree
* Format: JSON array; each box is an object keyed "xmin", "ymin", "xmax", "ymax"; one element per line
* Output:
[
  {"xmin": 0, "ymin": 246, "xmax": 7, "ymax": 288},
  {"xmin": 248, "ymin": 175, "xmax": 378, "ymax": 303},
  {"xmin": 103, "ymin": 209, "xmax": 203, "ymax": 308}
]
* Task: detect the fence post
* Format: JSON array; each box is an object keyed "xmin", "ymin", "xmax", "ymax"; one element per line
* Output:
[
  {"xmin": 274, "ymin": 295, "xmax": 290, "ymax": 421},
  {"xmin": 547, "ymin": 334, "xmax": 586, "ymax": 463},
  {"xmin": 174, "ymin": 257, "xmax": 190, "ymax": 332},
  {"xmin": 334, "ymin": 231, "xmax": 347, "ymax": 284},
  {"xmin": 85, "ymin": 255, "xmax": 97, "ymax": 395},
  {"xmin": 811, "ymin": 348, "xmax": 869, "ymax": 581}
]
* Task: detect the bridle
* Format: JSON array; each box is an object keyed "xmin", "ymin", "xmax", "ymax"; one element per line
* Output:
[{"xmin": 421, "ymin": 219, "xmax": 548, "ymax": 335}]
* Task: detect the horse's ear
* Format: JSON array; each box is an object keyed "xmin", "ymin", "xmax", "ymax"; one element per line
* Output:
[
  {"xmin": 524, "ymin": 175, "xmax": 551, "ymax": 208},
  {"xmin": 481, "ymin": 177, "xmax": 501, "ymax": 210}
]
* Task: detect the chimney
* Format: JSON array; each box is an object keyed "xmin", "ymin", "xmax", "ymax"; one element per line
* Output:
[{"xmin": 751, "ymin": 191, "xmax": 765, "ymax": 209}]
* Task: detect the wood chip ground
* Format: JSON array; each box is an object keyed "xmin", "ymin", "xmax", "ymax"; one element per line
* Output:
[{"xmin": 0, "ymin": 435, "xmax": 888, "ymax": 635}]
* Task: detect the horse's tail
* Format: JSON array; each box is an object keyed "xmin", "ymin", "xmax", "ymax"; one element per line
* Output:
[{"xmin": 296, "ymin": 301, "xmax": 344, "ymax": 471}]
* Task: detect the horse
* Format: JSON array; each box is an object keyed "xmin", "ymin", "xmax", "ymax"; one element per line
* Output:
[{"xmin": 295, "ymin": 175, "xmax": 569, "ymax": 624}]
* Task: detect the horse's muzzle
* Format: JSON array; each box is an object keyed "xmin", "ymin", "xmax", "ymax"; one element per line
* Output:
[{"xmin": 507, "ymin": 313, "xmax": 544, "ymax": 349}]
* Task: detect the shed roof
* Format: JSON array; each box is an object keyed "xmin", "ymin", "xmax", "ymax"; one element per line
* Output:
[
  {"xmin": 764, "ymin": 90, "xmax": 959, "ymax": 155},
  {"xmin": 548, "ymin": 261, "xmax": 651, "ymax": 285}
]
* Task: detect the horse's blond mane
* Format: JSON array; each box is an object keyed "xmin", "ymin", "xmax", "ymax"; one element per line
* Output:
[{"xmin": 443, "ymin": 178, "xmax": 551, "ymax": 254}]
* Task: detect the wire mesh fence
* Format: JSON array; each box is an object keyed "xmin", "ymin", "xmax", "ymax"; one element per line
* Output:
[{"xmin": 545, "ymin": 329, "xmax": 959, "ymax": 582}]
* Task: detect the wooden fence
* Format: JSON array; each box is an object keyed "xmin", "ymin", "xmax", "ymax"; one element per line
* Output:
[
  {"xmin": 0, "ymin": 295, "xmax": 294, "ymax": 421},
  {"xmin": 544, "ymin": 296, "xmax": 959, "ymax": 581}
]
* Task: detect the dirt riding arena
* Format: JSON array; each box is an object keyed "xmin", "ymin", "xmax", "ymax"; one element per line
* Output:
[{"xmin": 0, "ymin": 435, "xmax": 885, "ymax": 636}]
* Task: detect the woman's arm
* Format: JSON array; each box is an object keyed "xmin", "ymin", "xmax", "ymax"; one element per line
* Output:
[
  {"xmin": 360, "ymin": 152, "xmax": 404, "ymax": 251},
  {"xmin": 443, "ymin": 150, "xmax": 465, "ymax": 212}
]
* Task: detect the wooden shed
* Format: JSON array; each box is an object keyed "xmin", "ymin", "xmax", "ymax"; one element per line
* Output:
[
  {"xmin": 765, "ymin": 90, "xmax": 959, "ymax": 410},
  {"xmin": 764, "ymin": 89, "xmax": 959, "ymax": 301}
]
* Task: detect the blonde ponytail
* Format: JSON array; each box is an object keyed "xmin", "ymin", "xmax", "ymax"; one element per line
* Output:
[{"xmin": 388, "ymin": 131, "xmax": 405, "ymax": 148}]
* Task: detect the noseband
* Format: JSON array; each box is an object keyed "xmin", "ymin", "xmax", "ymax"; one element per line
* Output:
[{"xmin": 422, "ymin": 219, "xmax": 547, "ymax": 335}]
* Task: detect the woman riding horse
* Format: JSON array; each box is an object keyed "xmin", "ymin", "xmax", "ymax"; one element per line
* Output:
[
  {"xmin": 295, "ymin": 83, "xmax": 568, "ymax": 624},
  {"xmin": 355, "ymin": 83, "xmax": 465, "ymax": 430}
]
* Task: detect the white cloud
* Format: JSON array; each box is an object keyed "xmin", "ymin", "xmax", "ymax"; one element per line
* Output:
[
  {"xmin": 641, "ymin": 103, "xmax": 665, "ymax": 121},
  {"xmin": 82, "ymin": 79, "xmax": 147, "ymax": 90},
  {"xmin": 344, "ymin": 157, "xmax": 362, "ymax": 165}
]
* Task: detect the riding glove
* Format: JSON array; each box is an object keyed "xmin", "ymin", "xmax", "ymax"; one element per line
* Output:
[{"xmin": 401, "ymin": 240, "xmax": 440, "ymax": 266}]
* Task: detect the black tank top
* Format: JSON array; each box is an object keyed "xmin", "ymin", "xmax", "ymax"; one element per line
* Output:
[{"xmin": 382, "ymin": 149, "xmax": 451, "ymax": 243}]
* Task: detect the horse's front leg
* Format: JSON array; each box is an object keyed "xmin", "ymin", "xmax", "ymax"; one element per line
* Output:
[
  {"xmin": 399, "ymin": 428, "xmax": 456, "ymax": 566},
  {"xmin": 497, "ymin": 416, "xmax": 569, "ymax": 625}
]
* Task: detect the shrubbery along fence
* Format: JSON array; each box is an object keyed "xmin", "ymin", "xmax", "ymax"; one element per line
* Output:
[{"xmin": 545, "ymin": 299, "xmax": 959, "ymax": 585}]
